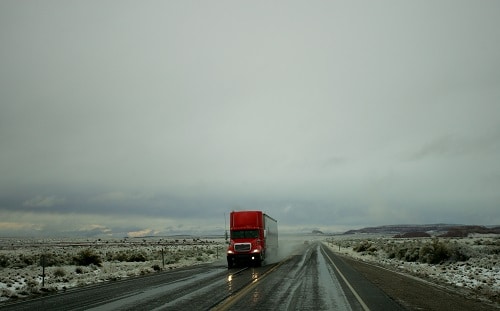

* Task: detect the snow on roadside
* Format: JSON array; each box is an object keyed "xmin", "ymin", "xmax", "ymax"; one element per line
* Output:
[
  {"xmin": 2, "ymin": 235, "xmax": 498, "ymax": 305},
  {"xmin": 323, "ymin": 235, "xmax": 500, "ymax": 304},
  {"xmin": 0, "ymin": 238, "xmax": 227, "ymax": 303}
]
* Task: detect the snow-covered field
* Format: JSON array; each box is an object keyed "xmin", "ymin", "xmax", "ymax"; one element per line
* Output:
[
  {"xmin": 0, "ymin": 237, "xmax": 226, "ymax": 304},
  {"xmin": 1, "ymin": 234, "xmax": 498, "ymax": 306},
  {"xmin": 324, "ymin": 234, "xmax": 500, "ymax": 306}
]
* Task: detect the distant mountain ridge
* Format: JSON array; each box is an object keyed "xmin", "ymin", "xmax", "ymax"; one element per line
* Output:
[{"xmin": 344, "ymin": 224, "xmax": 500, "ymax": 236}]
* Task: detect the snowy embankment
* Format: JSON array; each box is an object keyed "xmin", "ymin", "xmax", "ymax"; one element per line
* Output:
[
  {"xmin": 324, "ymin": 234, "xmax": 499, "ymax": 305},
  {"xmin": 1, "ymin": 235, "xmax": 498, "ymax": 306},
  {"xmin": 0, "ymin": 237, "xmax": 226, "ymax": 304}
]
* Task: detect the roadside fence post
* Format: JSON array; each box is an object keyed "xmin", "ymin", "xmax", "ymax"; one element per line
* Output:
[
  {"xmin": 40, "ymin": 254, "xmax": 46, "ymax": 288},
  {"xmin": 161, "ymin": 248, "xmax": 165, "ymax": 270}
]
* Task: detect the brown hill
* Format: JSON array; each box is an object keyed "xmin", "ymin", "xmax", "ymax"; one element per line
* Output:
[{"xmin": 344, "ymin": 224, "xmax": 500, "ymax": 237}]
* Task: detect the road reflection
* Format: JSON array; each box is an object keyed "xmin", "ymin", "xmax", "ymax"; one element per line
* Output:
[
  {"xmin": 225, "ymin": 267, "xmax": 262, "ymax": 296},
  {"xmin": 251, "ymin": 270, "xmax": 260, "ymax": 281},
  {"xmin": 227, "ymin": 274, "xmax": 233, "ymax": 292},
  {"xmin": 251, "ymin": 288, "xmax": 261, "ymax": 304}
]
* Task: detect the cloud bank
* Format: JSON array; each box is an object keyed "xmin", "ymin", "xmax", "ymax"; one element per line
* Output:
[{"xmin": 1, "ymin": 1, "xmax": 499, "ymax": 237}]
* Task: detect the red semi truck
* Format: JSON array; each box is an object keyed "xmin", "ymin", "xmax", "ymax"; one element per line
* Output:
[{"xmin": 226, "ymin": 210, "xmax": 278, "ymax": 268}]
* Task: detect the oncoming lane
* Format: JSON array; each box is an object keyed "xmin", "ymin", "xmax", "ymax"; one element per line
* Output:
[
  {"xmin": 218, "ymin": 242, "xmax": 404, "ymax": 311},
  {"xmin": 220, "ymin": 243, "xmax": 353, "ymax": 310}
]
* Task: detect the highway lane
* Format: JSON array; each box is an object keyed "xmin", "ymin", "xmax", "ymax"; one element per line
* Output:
[
  {"xmin": 1, "ymin": 242, "xmax": 405, "ymax": 310},
  {"xmin": 216, "ymin": 242, "xmax": 404, "ymax": 310},
  {"xmin": 0, "ymin": 262, "xmax": 279, "ymax": 311}
]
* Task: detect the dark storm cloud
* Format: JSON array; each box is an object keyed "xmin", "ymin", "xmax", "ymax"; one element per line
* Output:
[
  {"xmin": 1, "ymin": 1, "xmax": 499, "ymax": 236},
  {"xmin": 407, "ymin": 132, "xmax": 500, "ymax": 161}
]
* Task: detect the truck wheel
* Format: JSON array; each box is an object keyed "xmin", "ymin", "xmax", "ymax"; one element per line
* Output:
[
  {"xmin": 227, "ymin": 258, "xmax": 233, "ymax": 269},
  {"xmin": 255, "ymin": 256, "xmax": 262, "ymax": 267}
]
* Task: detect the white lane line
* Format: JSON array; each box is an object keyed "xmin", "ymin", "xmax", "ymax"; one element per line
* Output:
[{"xmin": 321, "ymin": 246, "xmax": 371, "ymax": 311}]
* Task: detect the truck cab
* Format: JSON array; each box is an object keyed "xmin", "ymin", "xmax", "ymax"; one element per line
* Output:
[
  {"xmin": 226, "ymin": 211, "xmax": 277, "ymax": 268},
  {"xmin": 227, "ymin": 228, "xmax": 264, "ymax": 267}
]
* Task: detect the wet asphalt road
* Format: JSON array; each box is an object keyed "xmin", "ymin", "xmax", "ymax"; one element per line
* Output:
[
  {"xmin": 0, "ymin": 241, "xmax": 449, "ymax": 311},
  {"xmin": 218, "ymin": 242, "xmax": 403, "ymax": 311}
]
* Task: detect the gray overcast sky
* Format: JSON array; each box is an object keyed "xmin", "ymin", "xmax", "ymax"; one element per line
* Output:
[{"xmin": 1, "ymin": 1, "xmax": 499, "ymax": 237}]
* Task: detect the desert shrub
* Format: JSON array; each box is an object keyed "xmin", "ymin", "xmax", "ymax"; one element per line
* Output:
[
  {"xmin": 128, "ymin": 252, "xmax": 147, "ymax": 262},
  {"xmin": 416, "ymin": 239, "xmax": 450, "ymax": 264},
  {"xmin": 40, "ymin": 253, "xmax": 66, "ymax": 267},
  {"xmin": 111, "ymin": 251, "xmax": 129, "ymax": 262},
  {"xmin": 53, "ymin": 267, "xmax": 66, "ymax": 277},
  {"xmin": 110, "ymin": 250, "xmax": 148, "ymax": 262},
  {"xmin": 395, "ymin": 247, "xmax": 407, "ymax": 260},
  {"xmin": 489, "ymin": 246, "xmax": 500, "ymax": 255},
  {"xmin": 385, "ymin": 239, "xmax": 472, "ymax": 264},
  {"xmin": 40, "ymin": 286, "xmax": 57, "ymax": 293},
  {"xmin": 75, "ymin": 267, "xmax": 83, "ymax": 274},
  {"xmin": 354, "ymin": 241, "xmax": 372, "ymax": 252},
  {"xmin": 431, "ymin": 239, "xmax": 451, "ymax": 263},
  {"xmin": 20, "ymin": 254, "xmax": 36, "ymax": 266},
  {"xmin": 0, "ymin": 288, "xmax": 15, "ymax": 298},
  {"xmin": 152, "ymin": 264, "xmax": 161, "ymax": 271},
  {"xmin": 418, "ymin": 243, "xmax": 434, "ymax": 263},
  {"xmin": 73, "ymin": 249, "xmax": 102, "ymax": 266},
  {"xmin": 20, "ymin": 277, "xmax": 40, "ymax": 295},
  {"xmin": 402, "ymin": 247, "xmax": 420, "ymax": 262},
  {"xmin": 10, "ymin": 253, "xmax": 37, "ymax": 268},
  {"xmin": 447, "ymin": 243, "xmax": 470, "ymax": 262},
  {"xmin": 164, "ymin": 256, "xmax": 179, "ymax": 264},
  {"xmin": 88, "ymin": 263, "xmax": 99, "ymax": 271},
  {"xmin": 0, "ymin": 254, "xmax": 9, "ymax": 267}
]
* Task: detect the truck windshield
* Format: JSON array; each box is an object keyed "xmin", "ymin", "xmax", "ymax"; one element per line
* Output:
[{"xmin": 231, "ymin": 230, "xmax": 259, "ymax": 239}]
